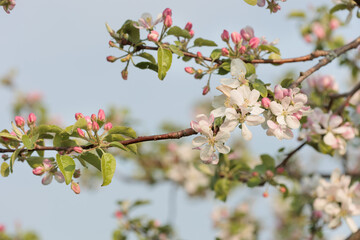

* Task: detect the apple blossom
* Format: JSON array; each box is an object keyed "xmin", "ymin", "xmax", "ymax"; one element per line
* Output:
[
  {"xmin": 184, "ymin": 22, "xmax": 192, "ymax": 31},
  {"xmin": 134, "ymin": 12, "xmax": 163, "ymax": 30},
  {"xmin": 221, "ymin": 30, "xmax": 229, "ymax": 42},
  {"xmin": 147, "ymin": 30, "xmax": 159, "ymax": 42},
  {"xmin": 14, "ymin": 116, "xmax": 25, "ymax": 128}
]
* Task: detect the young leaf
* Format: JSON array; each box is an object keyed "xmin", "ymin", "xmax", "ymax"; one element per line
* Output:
[
  {"xmin": 56, "ymin": 154, "xmax": 76, "ymax": 185},
  {"xmin": 101, "ymin": 153, "xmax": 116, "ymax": 186},
  {"xmin": 117, "ymin": 20, "xmax": 140, "ymax": 44},
  {"xmin": 260, "ymin": 154, "xmax": 275, "ymax": 168},
  {"xmin": 193, "ymin": 38, "xmax": 217, "ymax": 47},
  {"xmin": 330, "ymin": 4, "xmax": 347, "ymax": 14},
  {"xmin": 9, "ymin": 148, "xmax": 22, "ymax": 173},
  {"xmin": 157, "ymin": 47, "xmax": 172, "ymax": 80},
  {"xmin": 247, "ymin": 177, "xmax": 262, "ymax": 187},
  {"xmin": 210, "ymin": 49, "xmax": 222, "ymax": 60},
  {"xmin": 252, "ymin": 79, "xmax": 268, "ymax": 98},
  {"xmin": 137, "ymin": 52, "xmax": 156, "ymax": 64},
  {"xmin": 243, "ymin": 0, "xmax": 257, "ymax": 6},
  {"xmin": 214, "ymin": 178, "xmax": 230, "ymax": 201},
  {"xmin": 26, "ymin": 157, "xmax": 46, "ymax": 168},
  {"xmin": 79, "ymin": 152, "xmax": 101, "ymax": 171},
  {"xmin": 259, "ymin": 45, "xmax": 280, "ymax": 55},
  {"xmin": 167, "ymin": 26, "xmax": 191, "ymax": 38},
  {"xmin": 107, "ymin": 126, "xmax": 137, "ymax": 139},
  {"xmin": 1, "ymin": 162, "xmax": 10, "ymax": 177},
  {"xmin": 22, "ymin": 135, "xmax": 35, "ymax": 150},
  {"xmin": 281, "ymin": 78, "xmax": 294, "ymax": 88},
  {"xmin": 109, "ymin": 142, "xmax": 128, "ymax": 152},
  {"xmin": 125, "ymin": 144, "xmax": 137, "ymax": 154},
  {"xmin": 169, "ymin": 45, "xmax": 184, "ymax": 57},
  {"xmin": 135, "ymin": 62, "xmax": 158, "ymax": 72}
]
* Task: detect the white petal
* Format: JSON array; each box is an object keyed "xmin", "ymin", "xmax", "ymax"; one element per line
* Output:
[
  {"xmin": 230, "ymin": 89, "xmax": 244, "ymax": 107},
  {"xmin": 220, "ymin": 78, "xmax": 239, "ymax": 89},
  {"xmin": 200, "ymin": 145, "xmax": 214, "ymax": 161},
  {"xmin": 329, "ymin": 115, "xmax": 343, "ymax": 128},
  {"xmin": 285, "ymin": 115, "xmax": 300, "ymax": 129},
  {"xmin": 231, "ymin": 59, "xmax": 246, "ymax": 78},
  {"xmin": 241, "ymin": 124, "xmax": 252, "ymax": 141},
  {"xmin": 245, "ymin": 115, "xmax": 265, "ymax": 126},
  {"xmin": 249, "ymin": 89, "xmax": 261, "ymax": 104},
  {"xmin": 220, "ymin": 119, "xmax": 238, "ymax": 132},
  {"xmin": 269, "ymin": 101, "xmax": 283, "ymax": 116},
  {"xmin": 215, "ymin": 130, "xmax": 231, "ymax": 142},
  {"xmin": 324, "ymin": 132, "xmax": 337, "ymax": 146},
  {"xmin": 192, "ymin": 136, "xmax": 207, "ymax": 147},
  {"xmin": 215, "ymin": 142, "xmax": 230, "ymax": 154}
]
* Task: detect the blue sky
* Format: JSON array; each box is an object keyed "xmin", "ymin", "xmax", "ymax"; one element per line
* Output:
[{"xmin": 0, "ymin": 0, "xmax": 360, "ymax": 239}]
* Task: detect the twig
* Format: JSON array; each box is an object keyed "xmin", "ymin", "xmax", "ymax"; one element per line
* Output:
[
  {"xmin": 276, "ymin": 142, "xmax": 307, "ymax": 169},
  {"xmin": 290, "ymin": 36, "xmax": 360, "ymax": 88},
  {"xmin": 346, "ymin": 229, "xmax": 360, "ymax": 240},
  {"xmin": 334, "ymin": 81, "xmax": 360, "ymax": 115}
]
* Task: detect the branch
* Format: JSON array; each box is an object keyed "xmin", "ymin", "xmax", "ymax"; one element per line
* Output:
[
  {"xmin": 0, "ymin": 128, "xmax": 198, "ymax": 154},
  {"xmin": 334, "ymin": 81, "xmax": 360, "ymax": 115},
  {"xmin": 346, "ymin": 229, "xmax": 360, "ymax": 240},
  {"xmin": 290, "ymin": 36, "xmax": 360, "ymax": 88},
  {"xmin": 275, "ymin": 142, "xmax": 307, "ymax": 169}
]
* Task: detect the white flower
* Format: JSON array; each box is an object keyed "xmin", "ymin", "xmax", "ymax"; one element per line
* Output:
[
  {"xmin": 266, "ymin": 120, "xmax": 293, "ymax": 140},
  {"xmin": 269, "ymin": 97, "xmax": 302, "ymax": 129},
  {"xmin": 134, "ymin": 12, "xmax": 163, "ymax": 30},
  {"xmin": 220, "ymin": 59, "xmax": 247, "ymax": 89}
]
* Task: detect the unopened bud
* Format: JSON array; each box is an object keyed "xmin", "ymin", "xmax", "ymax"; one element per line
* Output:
[
  {"xmin": 279, "ymin": 186, "xmax": 286, "ymax": 193},
  {"xmin": 27, "ymin": 113, "xmax": 36, "ymax": 126},
  {"xmin": 54, "ymin": 171, "xmax": 65, "ymax": 183},
  {"xmin": 77, "ymin": 128, "xmax": 85, "ymax": 138},
  {"xmin": 121, "ymin": 69, "xmax": 128, "ymax": 80},
  {"xmin": 2, "ymin": 154, "xmax": 9, "ymax": 160},
  {"xmin": 98, "ymin": 109, "xmax": 105, "ymax": 122},
  {"xmin": 266, "ymin": 170, "xmax": 274, "ymax": 178},
  {"xmin": 92, "ymin": 121, "xmax": 99, "ymax": 131},
  {"xmin": 115, "ymin": 210, "xmax": 123, "ymax": 219},
  {"xmin": 231, "ymin": 32, "xmax": 241, "ymax": 44},
  {"xmin": 249, "ymin": 37, "xmax": 260, "ymax": 49},
  {"xmin": 104, "ymin": 122, "xmax": 113, "ymax": 131},
  {"xmin": 42, "ymin": 173, "xmax": 52, "ymax": 185},
  {"xmin": 109, "ymin": 41, "xmax": 116, "ymax": 47},
  {"xmin": 164, "ymin": 15, "xmax": 172, "ymax": 28},
  {"xmin": 73, "ymin": 146, "xmax": 83, "ymax": 153},
  {"xmin": 197, "ymin": 51, "xmax": 203, "ymax": 59},
  {"xmin": 261, "ymin": 97, "xmax": 271, "ymax": 108},
  {"xmin": 91, "ymin": 114, "xmax": 96, "ymax": 122},
  {"xmin": 185, "ymin": 67, "xmax": 195, "ymax": 74},
  {"xmin": 202, "ymin": 85, "xmax": 210, "ymax": 95},
  {"xmin": 185, "ymin": 22, "xmax": 192, "ymax": 31},
  {"xmin": 251, "ymin": 171, "xmax": 259, "ymax": 177},
  {"xmin": 0, "ymin": 224, "xmax": 5, "ymax": 232},
  {"xmin": 120, "ymin": 54, "xmax": 131, "ymax": 62},
  {"xmin": 221, "ymin": 30, "xmax": 230, "ymax": 42},
  {"xmin": 162, "ymin": 8, "xmax": 172, "ymax": 18},
  {"xmin": 221, "ymin": 48, "xmax": 229, "ymax": 56},
  {"xmin": 105, "ymin": 23, "xmax": 115, "ymax": 36},
  {"xmin": 32, "ymin": 166, "xmax": 45, "ymax": 176},
  {"xmin": 262, "ymin": 191, "xmax": 269, "ymax": 198},
  {"xmin": 189, "ymin": 29, "xmax": 194, "ymax": 38},
  {"xmin": 330, "ymin": 18, "xmax": 340, "ymax": 30},
  {"xmin": 106, "ymin": 56, "xmax": 117, "ymax": 63},
  {"xmin": 274, "ymin": 85, "xmax": 284, "ymax": 100},
  {"xmin": 238, "ymin": 46, "xmax": 246, "ymax": 54},
  {"xmin": 15, "ymin": 116, "xmax": 25, "ymax": 128},
  {"xmin": 71, "ymin": 181, "xmax": 81, "ymax": 194},
  {"xmin": 75, "ymin": 113, "xmax": 84, "ymax": 120},
  {"xmin": 73, "ymin": 169, "xmax": 81, "ymax": 178},
  {"xmin": 147, "ymin": 30, "xmax": 159, "ymax": 42}
]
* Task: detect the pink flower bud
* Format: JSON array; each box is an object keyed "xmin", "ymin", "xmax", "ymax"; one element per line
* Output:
[
  {"xmin": 32, "ymin": 166, "xmax": 45, "ymax": 176},
  {"xmin": 121, "ymin": 69, "xmax": 128, "ymax": 80},
  {"xmin": 54, "ymin": 171, "xmax": 65, "ymax": 183},
  {"xmin": 197, "ymin": 51, "xmax": 203, "ymax": 59},
  {"xmin": 240, "ymin": 26, "xmax": 254, "ymax": 41},
  {"xmin": 274, "ymin": 85, "xmax": 284, "ymax": 100},
  {"xmin": 231, "ymin": 32, "xmax": 242, "ymax": 44},
  {"xmin": 238, "ymin": 46, "xmax": 246, "ymax": 54},
  {"xmin": 0, "ymin": 224, "xmax": 5, "ymax": 232},
  {"xmin": 73, "ymin": 146, "xmax": 83, "ymax": 153},
  {"xmin": 164, "ymin": 15, "xmax": 172, "ymax": 28},
  {"xmin": 279, "ymin": 187, "xmax": 286, "ymax": 193},
  {"xmin": 252, "ymin": 171, "xmax": 259, "ymax": 177},
  {"xmin": 221, "ymin": 30, "xmax": 229, "ymax": 42},
  {"xmin": 98, "ymin": 109, "xmax": 105, "ymax": 122},
  {"xmin": 27, "ymin": 113, "xmax": 36, "ymax": 125},
  {"xmin": 92, "ymin": 121, "xmax": 99, "ymax": 131},
  {"xmin": 276, "ymin": 167, "xmax": 285, "ymax": 174},
  {"xmin": 304, "ymin": 34, "xmax": 312, "ymax": 43},
  {"xmin": 85, "ymin": 116, "xmax": 92, "ymax": 130},
  {"xmin": 162, "ymin": 8, "xmax": 172, "ymax": 18},
  {"xmin": 185, "ymin": 67, "xmax": 195, "ymax": 74},
  {"xmin": 266, "ymin": 170, "xmax": 274, "ymax": 178},
  {"xmin": 43, "ymin": 159, "xmax": 53, "ymax": 170},
  {"xmin": 189, "ymin": 30, "xmax": 194, "ymax": 38},
  {"xmin": 147, "ymin": 30, "xmax": 159, "ymax": 42},
  {"xmin": 312, "ymin": 22, "xmax": 325, "ymax": 39},
  {"xmin": 75, "ymin": 113, "xmax": 84, "ymax": 120},
  {"xmin": 262, "ymin": 191, "xmax": 269, "ymax": 198},
  {"xmin": 356, "ymin": 105, "xmax": 360, "ymax": 114},
  {"xmin": 106, "ymin": 56, "xmax": 117, "ymax": 63},
  {"xmin": 91, "ymin": 114, "xmax": 97, "ymax": 122},
  {"xmin": 221, "ymin": 48, "xmax": 229, "ymax": 56},
  {"xmin": 73, "ymin": 169, "xmax": 81, "ymax": 178},
  {"xmin": 202, "ymin": 86, "xmax": 210, "ymax": 95},
  {"xmin": 261, "ymin": 97, "xmax": 271, "ymax": 108},
  {"xmin": 77, "ymin": 128, "xmax": 85, "ymax": 137},
  {"xmin": 104, "ymin": 122, "xmax": 113, "ymax": 131},
  {"xmin": 249, "ymin": 37, "xmax": 260, "ymax": 49},
  {"xmin": 330, "ymin": 18, "xmax": 340, "ymax": 30},
  {"xmin": 115, "ymin": 210, "xmax": 123, "ymax": 219},
  {"xmin": 71, "ymin": 181, "xmax": 81, "ymax": 194},
  {"xmin": 15, "ymin": 116, "xmax": 25, "ymax": 128},
  {"xmin": 257, "ymin": 0, "xmax": 266, "ymax": 7},
  {"xmin": 109, "ymin": 41, "xmax": 116, "ymax": 47},
  {"xmin": 184, "ymin": 22, "xmax": 192, "ymax": 31}
]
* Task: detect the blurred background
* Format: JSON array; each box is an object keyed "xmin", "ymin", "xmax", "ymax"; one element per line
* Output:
[{"xmin": 0, "ymin": 0, "xmax": 360, "ymax": 239}]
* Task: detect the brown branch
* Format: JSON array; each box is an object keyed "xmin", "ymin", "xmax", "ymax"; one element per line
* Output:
[
  {"xmin": 290, "ymin": 36, "xmax": 360, "ymax": 88},
  {"xmin": 0, "ymin": 128, "xmax": 198, "ymax": 154},
  {"xmin": 275, "ymin": 142, "xmax": 307, "ymax": 169},
  {"xmin": 334, "ymin": 81, "xmax": 360, "ymax": 115},
  {"xmin": 346, "ymin": 229, "xmax": 360, "ymax": 240}
]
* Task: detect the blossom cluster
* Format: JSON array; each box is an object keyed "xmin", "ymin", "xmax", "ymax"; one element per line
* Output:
[
  {"xmin": 313, "ymin": 169, "xmax": 360, "ymax": 232},
  {"xmin": 300, "ymin": 108, "xmax": 357, "ymax": 155},
  {"xmin": 191, "ymin": 59, "xmax": 310, "ymax": 163},
  {"xmin": 1, "ymin": 0, "xmax": 15, "ymax": 14}
]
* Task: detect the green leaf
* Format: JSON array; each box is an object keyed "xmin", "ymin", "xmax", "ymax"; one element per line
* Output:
[
  {"xmin": 135, "ymin": 62, "xmax": 158, "ymax": 72},
  {"xmin": 259, "ymin": 45, "xmax": 280, "ymax": 55},
  {"xmin": 260, "ymin": 154, "xmax": 275, "ymax": 168},
  {"xmin": 253, "ymin": 79, "xmax": 268, "ymax": 98},
  {"xmin": 56, "ymin": 154, "xmax": 75, "ymax": 185},
  {"xmin": 330, "ymin": 4, "xmax": 347, "ymax": 14},
  {"xmin": 214, "ymin": 178, "xmax": 230, "ymax": 201},
  {"xmin": 288, "ymin": 11, "xmax": 306, "ymax": 18},
  {"xmin": 210, "ymin": 49, "xmax": 222, "ymax": 60},
  {"xmin": 53, "ymin": 132, "xmax": 77, "ymax": 147},
  {"xmin": 281, "ymin": 78, "xmax": 294, "ymax": 88},
  {"xmin": 1, "ymin": 162, "xmax": 9, "ymax": 177},
  {"xmin": 11, "ymin": 122, "xmax": 23, "ymax": 139},
  {"xmin": 157, "ymin": 47, "xmax": 172, "ymax": 80},
  {"xmin": 117, "ymin": 20, "xmax": 140, "ymax": 44},
  {"xmin": 22, "ymin": 135, "xmax": 35, "ymax": 150},
  {"xmin": 245, "ymin": 63, "xmax": 256, "ymax": 77},
  {"xmin": 0, "ymin": 132, "xmax": 19, "ymax": 141},
  {"xmin": 66, "ymin": 118, "xmax": 87, "ymax": 134},
  {"xmin": 169, "ymin": 45, "xmax": 184, "ymax": 57},
  {"xmin": 131, "ymin": 200, "xmax": 150, "ymax": 209},
  {"xmin": 26, "ymin": 157, "xmax": 46, "ymax": 168},
  {"xmin": 247, "ymin": 177, "xmax": 261, "ymax": 187},
  {"xmin": 107, "ymin": 126, "xmax": 137, "ymax": 139},
  {"xmin": 35, "ymin": 125, "xmax": 62, "ymax": 135},
  {"xmin": 104, "ymin": 134, "xmax": 126, "ymax": 142},
  {"xmin": 126, "ymin": 144, "xmax": 137, "ymax": 154},
  {"xmin": 243, "ymin": 0, "xmax": 257, "ymax": 5},
  {"xmin": 9, "ymin": 148, "xmax": 22, "ymax": 173},
  {"xmin": 79, "ymin": 152, "xmax": 101, "ymax": 171},
  {"xmin": 137, "ymin": 52, "xmax": 156, "ymax": 64},
  {"xmin": 167, "ymin": 26, "xmax": 191, "ymax": 38},
  {"xmin": 101, "ymin": 153, "xmax": 116, "ymax": 186},
  {"xmin": 220, "ymin": 62, "xmax": 230, "ymax": 71},
  {"xmin": 193, "ymin": 38, "xmax": 217, "ymax": 47},
  {"xmin": 109, "ymin": 142, "xmax": 128, "ymax": 152}
]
